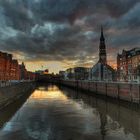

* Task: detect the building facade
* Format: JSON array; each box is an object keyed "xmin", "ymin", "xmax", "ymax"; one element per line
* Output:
[
  {"xmin": 5, "ymin": 54, "xmax": 12, "ymax": 80},
  {"xmin": 117, "ymin": 48, "xmax": 140, "ymax": 82},
  {"xmin": 19, "ymin": 62, "xmax": 27, "ymax": 80},
  {"xmin": 0, "ymin": 52, "xmax": 6, "ymax": 80},
  {"xmin": 0, "ymin": 51, "xmax": 36, "ymax": 81},
  {"xmin": 90, "ymin": 27, "xmax": 116, "ymax": 81},
  {"xmin": 60, "ymin": 67, "xmax": 90, "ymax": 80}
]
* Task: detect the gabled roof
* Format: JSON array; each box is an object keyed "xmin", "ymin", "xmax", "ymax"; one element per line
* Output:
[
  {"xmin": 91, "ymin": 62, "xmax": 115, "ymax": 73},
  {"xmin": 118, "ymin": 47, "xmax": 140, "ymax": 58}
]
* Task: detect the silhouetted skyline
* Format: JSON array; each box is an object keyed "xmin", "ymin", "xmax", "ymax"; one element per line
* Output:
[{"xmin": 0, "ymin": 0, "xmax": 139, "ymax": 73}]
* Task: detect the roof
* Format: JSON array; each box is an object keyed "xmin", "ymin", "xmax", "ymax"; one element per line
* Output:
[
  {"xmin": 91, "ymin": 62, "xmax": 115, "ymax": 73},
  {"xmin": 118, "ymin": 47, "xmax": 140, "ymax": 58}
]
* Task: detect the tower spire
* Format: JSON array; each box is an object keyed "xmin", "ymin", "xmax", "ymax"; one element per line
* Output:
[
  {"xmin": 99, "ymin": 26, "xmax": 107, "ymax": 64},
  {"xmin": 100, "ymin": 26, "xmax": 105, "ymax": 41}
]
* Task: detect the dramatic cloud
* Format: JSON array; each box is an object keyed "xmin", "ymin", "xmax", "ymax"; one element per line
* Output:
[{"xmin": 0, "ymin": 0, "xmax": 139, "ymax": 72}]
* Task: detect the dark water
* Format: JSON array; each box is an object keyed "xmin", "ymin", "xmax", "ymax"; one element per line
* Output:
[{"xmin": 0, "ymin": 84, "xmax": 139, "ymax": 140}]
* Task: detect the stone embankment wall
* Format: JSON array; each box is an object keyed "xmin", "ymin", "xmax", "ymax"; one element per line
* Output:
[
  {"xmin": 0, "ymin": 82, "xmax": 35, "ymax": 109},
  {"xmin": 60, "ymin": 80, "xmax": 140, "ymax": 104}
]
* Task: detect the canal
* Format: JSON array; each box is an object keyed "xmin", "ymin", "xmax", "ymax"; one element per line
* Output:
[{"xmin": 0, "ymin": 84, "xmax": 139, "ymax": 140}]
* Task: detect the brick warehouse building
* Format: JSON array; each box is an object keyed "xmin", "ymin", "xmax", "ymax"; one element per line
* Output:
[
  {"xmin": 0, "ymin": 52, "xmax": 9, "ymax": 80},
  {"xmin": 5, "ymin": 54, "xmax": 12, "ymax": 80},
  {"xmin": 117, "ymin": 48, "xmax": 140, "ymax": 82},
  {"xmin": 0, "ymin": 51, "xmax": 36, "ymax": 81},
  {"xmin": 11, "ymin": 59, "xmax": 20, "ymax": 80}
]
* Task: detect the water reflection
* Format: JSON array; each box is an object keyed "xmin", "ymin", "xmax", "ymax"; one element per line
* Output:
[
  {"xmin": 61, "ymin": 87, "xmax": 140, "ymax": 140},
  {"xmin": 31, "ymin": 86, "xmax": 67, "ymax": 100},
  {"xmin": 0, "ymin": 85, "xmax": 139, "ymax": 140},
  {"xmin": 0, "ymin": 90, "xmax": 32, "ymax": 129}
]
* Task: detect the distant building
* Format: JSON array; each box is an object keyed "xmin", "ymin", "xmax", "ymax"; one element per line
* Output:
[
  {"xmin": 117, "ymin": 48, "xmax": 140, "ymax": 82},
  {"xmin": 60, "ymin": 67, "xmax": 90, "ymax": 80},
  {"xmin": 0, "ymin": 51, "xmax": 36, "ymax": 81},
  {"xmin": 27, "ymin": 71, "xmax": 36, "ymax": 80},
  {"xmin": 44, "ymin": 69, "xmax": 49, "ymax": 75},
  {"xmin": 35, "ymin": 69, "xmax": 52, "ymax": 81},
  {"xmin": 35, "ymin": 70, "xmax": 44, "ymax": 75},
  {"xmin": 65, "ymin": 68, "xmax": 74, "ymax": 80},
  {"xmin": 59, "ymin": 71, "xmax": 66, "ymax": 79},
  {"xmin": 19, "ymin": 62, "xmax": 27, "ymax": 80},
  {"xmin": 74, "ymin": 67, "xmax": 90, "ymax": 80},
  {"xmin": 89, "ymin": 27, "xmax": 116, "ymax": 81}
]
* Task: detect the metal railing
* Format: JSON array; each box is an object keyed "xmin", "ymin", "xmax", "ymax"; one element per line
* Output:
[{"xmin": 0, "ymin": 80, "xmax": 35, "ymax": 88}]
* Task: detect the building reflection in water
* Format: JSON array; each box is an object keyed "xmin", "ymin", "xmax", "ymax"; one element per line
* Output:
[
  {"xmin": 62, "ymin": 86, "xmax": 140, "ymax": 140},
  {"xmin": 0, "ymin": 85, "xmax": 139, "ymax": 140}
]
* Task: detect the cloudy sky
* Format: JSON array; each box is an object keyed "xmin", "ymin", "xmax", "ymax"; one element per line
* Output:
[{"xmin": 0, "ymin": 0, "xmax": 140, "ymax": 73}]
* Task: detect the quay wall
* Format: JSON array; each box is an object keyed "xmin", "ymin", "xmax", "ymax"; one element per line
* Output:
[
  {"xmin": 60, "ymin": 80, "xmax": 140, "ymax": 104},
  {"xmin": 0, "ymin": 82, "xmax": 35, "ymax": 109}
]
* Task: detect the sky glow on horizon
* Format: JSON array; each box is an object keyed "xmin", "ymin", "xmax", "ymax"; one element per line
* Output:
[{"xmin": 0, "ymin": 0, "xmax": 139, "ymax": 73}]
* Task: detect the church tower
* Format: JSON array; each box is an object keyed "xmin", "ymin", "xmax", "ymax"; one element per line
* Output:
[{"xmin": 99, "ymin": 27, "xmax": 107, "ymax": 65}]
